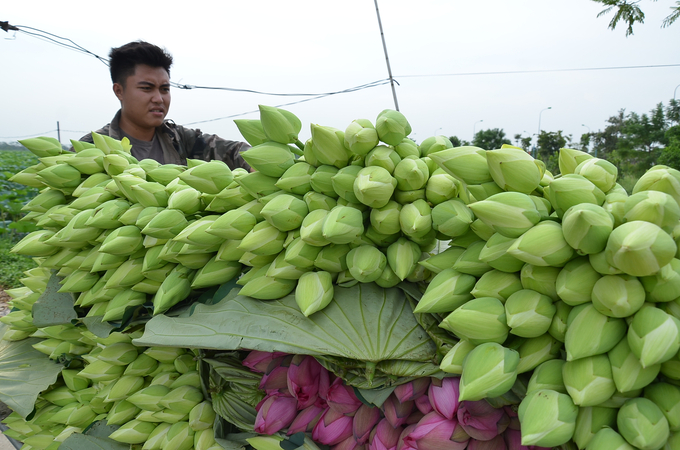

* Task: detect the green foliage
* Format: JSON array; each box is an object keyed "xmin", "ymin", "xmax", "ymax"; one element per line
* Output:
[
  {"xmin": 592, "ymin": 0, "xmax": 680, "ymax": 35},
  {"xmin": 617, "ymin": 172, "xmax": 640, "ymax": 194},
  {"xmin": 447, "ymin": 136, "xmax": 470, "ymax": 147},
  {"xmin": 0, "ymin": 150, "xmax": 40, "ymax": 230},
  {"xmin": 0, "ymin": 234, "xmax": 37, "ymax": 288},
  {"xmin": 472, "ymin": 128, "xmax": 511, "ymax": 150}
]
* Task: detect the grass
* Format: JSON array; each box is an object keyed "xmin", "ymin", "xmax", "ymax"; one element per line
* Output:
[{"xmin": 0, "ymin": 233, "xmax": 37, "ymax": 289}]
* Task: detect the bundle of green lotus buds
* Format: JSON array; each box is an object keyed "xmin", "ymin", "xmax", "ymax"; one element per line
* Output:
[
  {"xmin": 3, "ymin": 329, "xmax": 222, "ymax": 450},
  {"xmin": 416, "ymin": 143, "xmax": 680, "ymax": 448}
]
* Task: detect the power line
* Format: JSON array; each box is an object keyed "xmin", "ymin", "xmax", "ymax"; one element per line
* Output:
[
  {"xmin": 397, "ymin": 63, "xmax": 680, "ymax": 78},
  {"xmin": 0, "ymin": 130, "xmax": 58, "ymax": 139}
]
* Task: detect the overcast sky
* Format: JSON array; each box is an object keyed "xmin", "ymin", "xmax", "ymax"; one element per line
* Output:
[{"xmin": 2, "ymin": 0, "xmax": 679, "ymax": 150}]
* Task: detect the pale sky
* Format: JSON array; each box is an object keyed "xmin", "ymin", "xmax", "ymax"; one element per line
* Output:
[{"xmin": 2, "ymin": 0, "xmax": 679, "ymax": 150}]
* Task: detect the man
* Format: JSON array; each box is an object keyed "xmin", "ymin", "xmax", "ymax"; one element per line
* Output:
[{"xmin": 80, "ymin": 41, "xmax": 250, "ymax": 170}]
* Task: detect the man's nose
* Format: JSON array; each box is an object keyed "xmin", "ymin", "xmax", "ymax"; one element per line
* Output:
[{"xmin": 151, "ymin": 89, "xmax": 164, "ymax": 103}]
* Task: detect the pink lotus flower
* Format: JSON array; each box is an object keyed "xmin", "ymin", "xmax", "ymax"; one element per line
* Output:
[
  {"xmin": 428, "ymin": 377, "xmax": 460, "ymax": 420},
  {"xmin": 287, "ymin": 355, "xmax": 327, "ymax": 409},
  {"xmin": 414, "ymin": 395, "xmax": 433, "ymax": 415},
  {"xmin": 393, "ymin": 378, "xmax": 431, "ymax": 403},
  {"xmin": 254, "ymin": 394, "xmax": 297, "ymax": 434},
  {"xmin": 313, "ymin": 408, "xmax": 354, "ymax": 446},
  {"xmin": 397, "ymin": 424, "xmax": 417, "ymax": 450},
  {"xmin": 327, "ymin": 377, "xmax": 363, "ymax": 415},
  {"xmin": 287, "ymin": 404, "xmax": 325, "ymax": 434},
  {"xmin": 333, "ymin": 435, "xmax": 365, "ymax": 450},
  {"xmin": 354, "ymin": 404, "xmax": 382, "ymax": 444},
  {"xmin": 467, "ymin": 435, "xmax": 508, "ymax": 450},
  {"xmin": 503, "ymin": 429, "xmax": 551, "ymax": 450},
  {"xmin": 243, "ymin": 350, "xmax": 287, "ymax": 373},
  {"xmin": 368, "ymin": 418, "xmax": 403, "ymax": 450},
  {"xmin": 259, "ymin": 354, "xmax": 293, "ymax": 394},
  {"xmin": 405, "ymin": 410, "xmax": 424, "ymax": 426},
  {"xmin": 402, "ymin": 412, "xmax": 469, "ymax": 450},
  {"xmin": 382, "ymin": 395, "xmax": 414, "ymax": 428},
  {"xmin": 456, "ymin": 400, "xmax": 509, "ymax": 441}
]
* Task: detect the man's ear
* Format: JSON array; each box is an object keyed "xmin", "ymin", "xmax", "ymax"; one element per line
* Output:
[{"xmin": 113, "ymin": 83, "xmax": 124, "ymax": 102}]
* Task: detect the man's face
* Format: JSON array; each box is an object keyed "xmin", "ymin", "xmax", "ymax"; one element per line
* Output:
[{"xmin": 113, "ymin": 64, "xmax": 171, "ymax": 134}]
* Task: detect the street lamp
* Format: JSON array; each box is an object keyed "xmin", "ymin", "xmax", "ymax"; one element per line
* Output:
[
  {"xmin": 434, "ymin": 127, "xmax": 442, "ymax": 136},
  {"xmin": 473, "ymin": 120, "xmax": 483, "ymax": 139},
  {"xmin": 535, "ymin": 107, "xmax": 552, "ymax": 157},
  {"xmin": 675, "ymin": 84, "xmax": 680, "ymax": 100}
]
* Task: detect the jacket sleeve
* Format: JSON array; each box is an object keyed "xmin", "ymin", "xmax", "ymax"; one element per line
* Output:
[{"xmin": 176, "ymin": 125, "xmax": 251, "ymax": 171}]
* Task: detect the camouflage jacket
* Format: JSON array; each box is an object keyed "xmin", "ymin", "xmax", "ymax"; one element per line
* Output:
[{"xmin": 80, "ymin": 110, "xmax": 251, "ymax": 170}]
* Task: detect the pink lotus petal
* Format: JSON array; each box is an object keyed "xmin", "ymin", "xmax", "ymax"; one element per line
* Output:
[
  {"xmin": 368, "ymin": 418, "xmax": 403, "ymax": 450},
  {"xmin": 382, "ymin": 395, "xmax": 415, "ymax": 428},
  {"xmin": 354, "ymin": 404, "xmax": 382, "ymax": 444},
  {"xmin": 242, "ymin": 350, "xmax": 287, "ymax": 373},
  {"xmin": 403, "ymin": 412, "xmax": 468, "ymax": 450},
  {"xmin": 394, "ymin": 378, "xmax": 431, "ymax": 403},
  {"xmin": 467, "ymin": 435, "xmax": 507, "ymax": 450},
  {"xmin": 457, "ymin": 400, "xmax": 507, "ymax": 440},
  {"xmin": 287, "ymin": 404, "xmax": 325, "ymax": 434},
  {"xmin": 254, "ymin": 394, "xmax": 297, "ymax": 435},
  {"xmin": 428, "ymin": 377, "xmax": 460, "ymax": 420},
  {"xmin": 415, "ymin": 394, "xmax": 433, "ymax": 415},
  {"xmin": 313, "ymin": 408, "xmax": 354, "ymax": 446},
  {"xmin": 327, "ymin": 377, "xmax": 363, "ymax": 415}
]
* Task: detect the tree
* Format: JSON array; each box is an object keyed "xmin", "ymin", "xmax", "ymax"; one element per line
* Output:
[
  {"xmin": 513, "ymin": 134, "xmax": 533, "ymax": 152},
  {"xmin": 447, "ymin": 136, "xmax": 470, "ymax": 147},
  {"xmin": 592, "ymin": 0, "xmax": 680, "ymax": 35},
  {"xmin": 472, "ymin": 128, "xmax": 511, "ymax": 150},
  {"xmin": 536, "ymin": 131, "xmax": 571, "ymax": 174}
]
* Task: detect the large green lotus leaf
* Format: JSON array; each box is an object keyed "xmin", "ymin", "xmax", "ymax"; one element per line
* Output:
[
  {"xmin": 0, "ymin": 335, "xmax": 64, "ymax": 417},
  {"xmin": 32, "ymin": 271, "xmax": 77, "ymax": 327},
  {"xmin": 134, "ymin": 283, "xmax": 436, "ymax": 363},
  {"xmin": 59, "ymin": 420, "xmax": 127, "ymax": 450}
]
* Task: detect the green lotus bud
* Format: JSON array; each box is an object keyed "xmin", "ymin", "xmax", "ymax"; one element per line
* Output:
[
  {"xmin": 505, "ymin": 289, "xmax": 556, "ymax": 338},
  {"xmin": 394, "ymin": 137, "xmax": 420, "ymax": 159},
  {"xmin": 527, "ymin": 359, "xmax": 567, "ymax": 395},
  {"xmin": 623, "ymin": 190, "xmax": 680, "ymax": 235},
  {"xmin": 520, "ymin": 264, "xmax": 560, "ymax": 301},
  {"xmin": 105, "ymin": 375, "xmax": 146, "ymax": 403},
  {"xmin": 168, "ymin": 371, "xmax": 200, "ymax": 390},
  {"xmin": 192, "ymin": 257, "xmax": 241, "ymax": 289},
  {"xmin": 628, "ymin": 306, "xmax": 680, "ymax": 368},
  {"xmin": 127, "ymin": 384, "xmax": 171, "ymax": 411},
  {"xmin": 36, "ymin": 162, "xmax": 83, "ymax": 189},
  {"xmin": 142, "ymin": 164, "xmax": 184, "ymax": 186},
  {"xmin": 452, "ymin": 240, "xmax": 493, "ymax": 277},
  {"xmin": 23, "ymin": 188, "xmax": 67, "ymax": 214},
  {"xmin": 274, "ymin": 163, "xmax": 314, "ymax": 196},
  {"xmin": 186, "ymin": 401, "xmax": 216, "ymax": 432},
  {"xmin": 591, "ymin": 274, "xmax": 645, "ymax": 318},
  {"xmin": 589, "ymin": 250, "xmax": 623, "ymax": 275},
  {"xmin": 329, "ymin": 164, "xmax": 362, "ymax": 203},
  {"xmin": 19, "ymin": 136, "xmax": 64, "ymax": 157},
  {"xmin": 321, "ymin": 205, "xmax": 364, "ymax": 245},
  {"xmin": 239, "ymin": 267, "xmax": 297, "ymax": 300},
  {"xmin": 260, "ymin": 193, "xmax": 308, "ymax": 232},
  {"xmin": 563, "ymin": 354, "xmax": 616, "ymax": 407},
  {"xmin": 559, "ymin": 147, "xmax": 594, "ymax": 175},
  {"xmin": 606, "ymin": 220, "xmax": 677, "ymax": 277},
  {"xmin": 132, "ymin": 206, "xmax": 164, "ymax": 230},
  {"xmin": 617, "ymin": 397, "xmax": 670, "ymax": 450},
  {"xmin": 344, "ymin": 118, "xmax": 379, "ymax": 155},
  {"xmin": 440, "ymin": 297, "xmax": 509, "ymax": 344},
  {"xmin": 518, "ymin": 389, "xmax": 578, "ymax": 447},
  {"xmin": 97, "ymin": 342, "xmax": 139, "ymax": 366},
  {"xmin": 414, "ymin": 135, "xmax": 448, "ymax": 158},
  {"xmin": 310, "ymin": 244, "xmax": 348, "ymax": 273},
  {"xmin": 239, "ymin": 142, "xmax": 294, "ymax": 178},
  {"xmin": 392, "ymin": 156, "xmax": 429, "ymax": 191},
  {"xmin": 104, "ymin": 257, "xmax": 146, "ymax": 289},
  {"xmin": 160, "ymin": 385, "xmax": 203, "ymax": 414},
  {"xmin": 516, "ymin": 333, "xmax": 562, "ymax": 374},
  {"xmin": 122, "ymin": 354, "xmax": 158, "ymax": 377},
  {"xmin": 163, "ymin": 421, "xmax": 196, "ymax": 450},
  {"xmin": 105, "ymin": 400, "xmax": 142, "ymax": 426},
  {"xmin": 152, "ymin": 265, "xmax": 194, "ymax": 315},
  {"xmin": 309, "ymin": 165, "xmax": 340, "ymax": 199},
  {"xmin": 469, "ymin": 218, "xmax": 494, "ymax": 241},
  {"xmin": 352, "ymin": 166, "xmax": 397, "ymax": 209},
  {"xmin": 507, "ymin": 220, "xmax": 574, "ymax": 267},
  {"xmin": 166, "ymin": 187, "xmax": 203, "ymax": 215},
  {"xmin": 239, "ymin": 221, "xmax": 286, "ymax": 255},
  {"xmin": 572, "ymin": 406, "xmax": 619, "ymax": 449},
  {"xmin": 285, "ymin": 237, "xmax": 323, "ymax": 268},
  {"xmin": 365, "ymin": 145, "xmax": 401, "ymax": 174},
  {"xmin": 425, "ymin": 170, "xmax": 459, "ymax": 205},
  {"xmin": 256, "ymin": 105, "xmax": 301, "ymax": 144},
  {"xmin": 633, "ymin": 165, "xmax": 680, "ymax": 206},
  {"xmin": 641, "ymin": 258, "xmax": 680, "ymax": 303},
  {"xmin": 587, "ymin": 427, "xmax": 637, "ymax": 450},
  {"xmin": 418, "ymin": 246, "xmax": 464, "ymax": 274},
  {"xmin": 301, "ymin": 191, "xmax": 336, "ymax": 212},
  {"xmin": 459, "ymin": 342, "xmax": 519, "ymax": 401},
  {"xmin": 309, "ymin": 123, "xmax": 350, "ymax": 168},
  {"xmin": 470, "ymin": 270, "xmax": 522, "ymax": 302},
  {"xmin": 486, "ymin": 147, "xmax": 545, "ymax": 194},
  {"xmin": 439, "ymin": 339, "xmax": 476, "ymax": 374},
  {"xmin": 77, "ymin": 360, "xmax": 126, "ymax": 382},
  {"xmin": 430, "ymin": 199, "xmax": 474, "ymax": 239},
  {"xmin": 385, "ymin": 237, "xmax": 420, "ymax": 281},
  {"xmin": 565, "ymin": 303, "xmax": 626, "ymax": 361},
  {"xmin": 346, "ymin": 245, "xmax": 386, "ymax": 283},
  {"xmin": 428, "ymin": 146, "xmax": 492, "ymax": 185},
  {"xmin": 82, "ymin": 199, "xmax": 127, "ymax": 229},
  {"xmin": 205, "ymin": 186, "xmax": 253, "ymax": 213},
  {"xmin": 365, "ymin": 201, "xmax": 400, "ymax": 236},
  {"xmin": 572, "ymin": 158, "xmax": 617, "ymax": 193},
  {"xmin": 204, "ymin": 209, "xmax": 256, "ymax": 240},
  {"xmin": 468, "ymin": 192, "xmax": 542, "ymax": 239},
  {"xmin": 549, "ymin": 174, "xmax": 606, "ymax": 218},
  {"xmin": 103, "ymin": 289, "xmax": 148, "ymax": 321},
  {"xmin": 179, "ymin": 161, "xmax": 235, "ymax": 195},
  {"xmin": 108, "ymin": 419, "xmax": 158, "ymax": 444},
  {"xmin": 399, "ymin": 199, "xmax": 432, "ymax": 239},
  {"xmin": 172, "ymin": 354, "xmax": 197, "ymax": 375},
  {"xmin": 609, "ymin": 337, "xmax": 661, "ymax": 394},
  {"xmin": 295, "ymin": 270, "xmax": 334, "ymax": 316},
  {"xmin": 644, "ymin": 382, "xmax": 680, "ymax": 432},
  {"xmin": 562, "ymin": 203, "xmax": 615, "ymax": 255},
  {"xmin": 556, "ymin": 257, "xmax": 602, "ymax": 306},
  {"xmin": 413, "ymin": 268, "xmax": 475, "ymax": 313},
  {"xmin": 475, "ymin": 233, "xmax": 523, "ymax": 273},
  {"xmin": 237, "ymin": 198, "xmax": 264, "ymax": 221},
  {"xmin": 375, "ymin": 109, "xmax": 412, "ymax": 145}
]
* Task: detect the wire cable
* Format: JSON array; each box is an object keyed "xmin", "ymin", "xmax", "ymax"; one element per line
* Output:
[{"xmin": 398, "ymin": 63, "xmax": 680, "ymax": 78}]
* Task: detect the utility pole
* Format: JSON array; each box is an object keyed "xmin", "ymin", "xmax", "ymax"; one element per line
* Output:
[
  {"xmin": 374, "ymin": 0, "xmax": 399, "ymax": 111},
  {"xmin": 57, "ymin": 121, "xmax": 61, "ymax": 144}
]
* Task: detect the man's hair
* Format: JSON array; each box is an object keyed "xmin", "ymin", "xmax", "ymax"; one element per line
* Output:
[{"xmin": 109, "ymin": 41, "xmax": 173, "ymax": 85}]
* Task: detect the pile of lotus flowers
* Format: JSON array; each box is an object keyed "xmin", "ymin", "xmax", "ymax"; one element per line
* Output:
[{"xmin": 241, "ymin": 350, "xmax": 540, "ymax": 450}]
